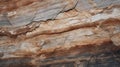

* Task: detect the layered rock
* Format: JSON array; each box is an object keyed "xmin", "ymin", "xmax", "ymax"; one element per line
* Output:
[
  {"xmin": 0, "ymin": 0, "xmax": 78, "ymax": 27},
  {"xmin": 0, "ymin": 0, "xmax": 120, "ymax": 67}
]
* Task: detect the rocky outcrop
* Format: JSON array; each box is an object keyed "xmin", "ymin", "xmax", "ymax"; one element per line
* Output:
[{"xmin": 0, "ymin": 0, "xmax": 120, "ymax": 67}]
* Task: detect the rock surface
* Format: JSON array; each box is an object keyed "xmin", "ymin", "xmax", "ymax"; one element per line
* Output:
[
  {"xmin": 0, "ymin": 0, "xmax": 78, "ymax": 27},
  {"xmin": 0, "ymin": 0, "xmax": 120, "ymax": 67}
]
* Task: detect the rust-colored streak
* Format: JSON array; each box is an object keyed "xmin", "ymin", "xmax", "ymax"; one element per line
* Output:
[
  {"xmin": 18, "ymin": 18, "xmax": 120, "ymax": 39},
  {"xmin": 0, "ymin": 18, "xmax": 120, "ymax": 38},
  {"xmin": 0, "ymin": 0, "xmax": 43, "ymax": 13}
]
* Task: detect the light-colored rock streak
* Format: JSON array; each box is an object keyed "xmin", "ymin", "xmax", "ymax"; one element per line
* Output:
[
  {"xmin": 82, "ymin": 8, "xmax": 120, "ymax": 22},
  {"xmin": 76, "ymin": 0, "xmax": 120, "ymax": 11}
]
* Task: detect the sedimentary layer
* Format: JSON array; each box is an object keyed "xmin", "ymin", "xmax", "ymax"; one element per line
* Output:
[{"xmin": 0, "ymin": 0, "xmax": 120, "ymax": 67}]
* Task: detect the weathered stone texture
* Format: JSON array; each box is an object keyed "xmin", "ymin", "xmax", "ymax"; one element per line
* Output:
[{"xmin": 0, "ymin": 0, "xmax": 120, "ymax": 67}]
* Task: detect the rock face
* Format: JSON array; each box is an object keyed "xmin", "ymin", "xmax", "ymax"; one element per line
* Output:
[
  {"xmin": 0, "ymin": 0, "xmax": 78, "ymax": 27},
  {"xmin": 0, "ymin": 0, "xmax": 120, "ymax": 67}
]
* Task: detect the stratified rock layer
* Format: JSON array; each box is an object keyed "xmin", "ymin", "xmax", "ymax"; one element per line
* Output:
[{"xmin": 0, "ymin": 0, "xmax": 120, "ymax": 67}]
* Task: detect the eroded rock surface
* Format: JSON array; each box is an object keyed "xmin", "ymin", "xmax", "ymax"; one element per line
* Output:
[{"xmin": 0, "ymin": 0, "xmax": 120, "ymax": 67}]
